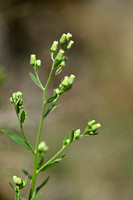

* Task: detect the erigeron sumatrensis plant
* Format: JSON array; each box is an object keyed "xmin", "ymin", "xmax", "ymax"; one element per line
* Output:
[{"xmin": 1, "ymin": 33, "xmax": 101, "ymax": 200}]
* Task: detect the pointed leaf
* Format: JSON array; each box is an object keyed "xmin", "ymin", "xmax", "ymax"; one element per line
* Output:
[
  {"xmin": 39, "ymin": 155, "xmax": 65, "ymax": 172},
  {"xmin": 9, "ymin": 182, "xmax": 15, "ymax": 191},
  {"xmin": 52, "ymin": 67, "xmax": 62, "ymax": 77},
  {"xmin": 44, "ymin": 104, "xmax": 59, "ymax": 118},
  {"xmin": 70, "ymin": 130, "xmax": 75, "ymax": 143},
  {"xmin": 46, "ymin": 95, "xmax": 57, "ymax": 103},
  {"xmin": 36, "ymin": 176, "xmax": 50, "ymax": 194},
  {"xmin": 24, "ymin": 176, "xmax": 28, "ymax": 186},
  {"xmin": 21, "ymin": 166, "xmax": 32, "ymax": 180},
  {"xmin": 29, "ymin": 72, "xmax": 43, "ymax": 89},
  {"xmin": 1, "ymin": 129, "xmax": 32, "ymax": 152},
  {"xmin": 31, "ymin": 192, "xmax": 42, "ymax": 200},
  {"xmin": 20, "ymin": 111, "xmax": 26, "ymax": 124}
]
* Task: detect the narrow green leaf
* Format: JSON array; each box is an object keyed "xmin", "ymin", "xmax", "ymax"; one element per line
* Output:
[
  {"xmin": 24, "ymin": 176, "xmax": 28, "ymax": 186},
  {"xmin": 70, "ymin": 130, "xmax": 75, "ymax": 143},
  {"xmin": 1, "ymin": 129, "xmax": 32, "ymax": 152},
  {"xmin": 9, "ymin": 182, "xmax": 15, "ymax": 191},
  {"xmin": 39, "ymin": 155, "xmax": 65, "ymax": 172},
  {"xmin": 31, "ymin": 192, "xmax": 42, "ymax": 200},
  {"xmin": 21, "ymin": 166, "xmax": 32, "ymax": 180},
  {"xmin": 46, "ymin": 95, "xmax": 57, "ymax": 103},
  {"xmin": 29, "ymin": 72, "xmax": 43, "ymax": 89},
  {"xmin": 44, "ymin": 104, "xmax": 59, "ymax": 118},
  {"xmin": 36, "ymin": 176, "xmax": 50, "ymax": 194},
  {"xmin": 53, "ymin": 59, "xmax": 63, "ymax": 69},
  {"xmin": 20, "ymin": 111, "xmax": 26, "ymax": 124},
  {"xmin": 52, "ymin": 67, "xmax": 62, "ymax": 77}
]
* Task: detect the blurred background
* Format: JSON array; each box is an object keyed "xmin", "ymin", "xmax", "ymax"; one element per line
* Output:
[{"xmin": 1, "ymin": 0, "xmax": 133, "ymax": 199}]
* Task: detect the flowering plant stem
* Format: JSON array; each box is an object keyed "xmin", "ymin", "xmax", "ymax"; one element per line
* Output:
[
  {"xmin": 29, "ymin": 58, "xmax": 56, "ymax": 199},
  {"xmin": 2, "ymin": 33, "xmax": 101, "ymax": 200}
]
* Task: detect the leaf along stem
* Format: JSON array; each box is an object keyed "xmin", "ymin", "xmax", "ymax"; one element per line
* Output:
[{"xmin": 18, "ymin": 115, "xmax": 34, "ymax": 154}]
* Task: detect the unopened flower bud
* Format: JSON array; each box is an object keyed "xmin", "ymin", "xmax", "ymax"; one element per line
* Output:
[
  {"xmin": 61, "ymin": 76, "xmax": 69, "ymax": 87},
  {"xmin": 60, "ymin": 60, "xmax": 66, "ymax": 67},
  {"xmin": 74, "ymin": 129, "xmax": 81, "ymax": 139},
  {"xmin": 16, "ymin": 91, "xmax": 22, "ymax": 98},
  {"xmin": 88, "ymin": 131, "xmax": 94, "ymax": 135},
  {"xmin": 50, "ymin": 41, "xmax": 58, "ymax": 52},
  {"xmin": 30, "ymin": 54, "xmax": 36, "ymax": 66},
  {"xmin": 38, "ymin": 141, "xmax": 48, "ymax": 152},
  {"xmin": 55, "ymin": 50, "xmax": 64, "ymax": 61},
  {"xmin": 54, "ymin": 88, "xmax": 60, "ymax": 95},
  {"xmin": 60, "ymin": 33, "xmax": 67, "ymax": 45},
  {"xmin": 13, "ymin": 176, "xmax": 18, "ymax": 184},
  {"xmin": 66, "ymin": 40, "xmax": 74, "ymax": 50},
  {"xmin": 36, "ymin": 59, "xmax": 41, "ymax": 68},
  {"xmin": 87, "ymin": 120, "xmax": 96, "ymax": 128},
  {"xmin": 10, "ymin": 97, "xmax": 14, "ymax": 103},
  {"xmin": 68, "ymin": 74, "xmax": 75, "ymax": 85},
  {"xmin": 91, "ymin": 123, "xmax": 101, "ymax": 132},
  {"xmin": 13, "ymin": 176, "xmax": 23, "ymax": 186},
  {"xmin": 65, "ymin": 139, "xmax": 70, "ymax": 145},
  {"xmin": 66, "ymin": 33, "xmax": 72, "ymax": 42}
]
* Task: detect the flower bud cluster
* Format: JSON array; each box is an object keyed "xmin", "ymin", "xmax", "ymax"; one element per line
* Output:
[
  {"xmin": 50, "ymin": 33, "xmax": 74, "ymax": 72},
  {"xmin": 84, "ymin": 120, "xmax": 101, "ymax": 135},
  {"xmin": 13, "ymin": 175, "xmax": 27, "ymax": 191},
  {"xmin": 10, "ymin": 91, "xmax": 23, "ymax": 113},
  {"xmin": 53, "ymin": 74, "xmax": 75, "ymax": 98},
  {"xmin": 38, "ymin": 141, "xmax": 48, "ymax": 153},
  {"xmin": 30, "ymin": 54, "xmax": 41, "ymax": 71}
]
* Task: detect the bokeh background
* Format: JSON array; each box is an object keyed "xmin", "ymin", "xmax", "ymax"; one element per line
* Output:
[{"xmin": 1, "ymin": 0, "xmax": 133, "ymax": 199}]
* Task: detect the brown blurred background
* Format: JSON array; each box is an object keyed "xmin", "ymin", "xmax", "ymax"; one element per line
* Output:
[{"xmin": 1, "ymin": 0, "xmax": 133, "ymax": 199}]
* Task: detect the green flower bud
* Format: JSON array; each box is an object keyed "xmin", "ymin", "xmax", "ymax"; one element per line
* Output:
[
  {"xmin": 91, "ymin": 123, "xmax": 101, "ymax": 132},
  {"xmin": 36, "ymin": 59, "xmax": 41, "ymax": 67},
  {"xmin": 13, "ymin": 176, "xmax": 23, "ymax": 186},
  {"xmin": 55, "ymin": 50, "xmax": 64, "ymax": 61},
  {"xmin": 65, "ymin": 139, "xmax": 70, "ymax": 145},
  {"xmin": 50, "ymin": 41, "xmax": 58, "ymax": 52},
  {"xmin": 30, "ymin": 54, "xmax": 36, "ymax": 66},
  {"xmin": 38, "ymin": 141, "xmax": 48, "ymax": 152},
  {"xmin": 87, "ymin": 120, "xmax": 96, "ymax": 128},
  {"xmin": 60, "ymin": 33, "xmax": 67, "ymax": 45},
  {"xmin": 68, "ymin": 74, "xmax": 75, "ymax": 85},
  {"xmin": 60, "ymin": 60, "xmax": 66, "ymax": 67},
  {"xmin": 54, "ymin": 88, "xmax": 60, "ymax": 95},
  {"xmin": 9, "ymin": 97, "xmax": 14, "ymax": 103},
  {"xmin": 16, "ymin": 91, "xmax": 22, "ymax": 97},
  {"xmin": 74, "ymin": 129, "xmax": 81, "ymax": 139},
  {"xmin": 66, "ymin": 33, "xmax": 72, "ymax": 42},
  {"xmin": 61, "ymin": 76, "xmax": 69, "ymax": 87},
  {"xmin": 66, "ymin": 40, "xmax": 74, "ymax": 50},
  {"xmin": 13, "ymin": 176, "xmax": 18, "ymax": 184},
  {"xmin": 88, "ymin": 131, "xmax": 94, "ymax": 135}
]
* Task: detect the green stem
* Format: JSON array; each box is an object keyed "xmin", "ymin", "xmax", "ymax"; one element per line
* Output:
[
  {"xmin": 15, "ymin": 191, "xmax": 20, "ymax": 200},
  {"xmin": 37, "ymin": 144, "xmax": 68, "ymax": 173},
  {"xmin": 29, "ymin": 61, "xmax": 55, "ymax": 199}
]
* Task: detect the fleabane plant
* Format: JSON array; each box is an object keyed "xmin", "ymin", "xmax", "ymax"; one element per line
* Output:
[{"xmin": 1, "ymin": 33, "xmax": 101, "ymax": 200}]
